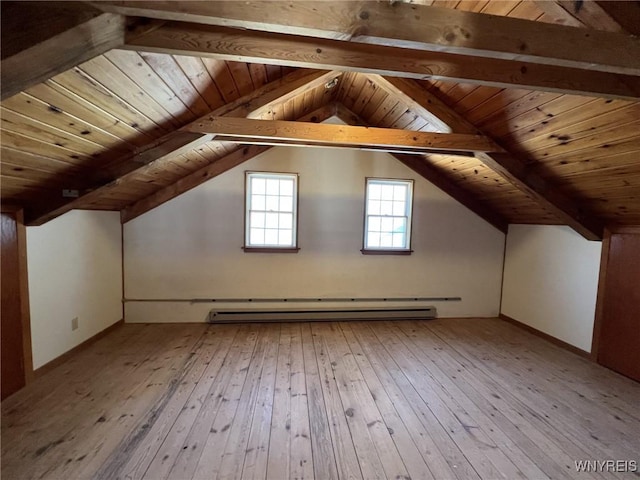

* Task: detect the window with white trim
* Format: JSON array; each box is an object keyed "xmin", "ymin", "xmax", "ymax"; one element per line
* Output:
[
  {"xmin": 363, "ymin": 178, "xmax": 413, "ymax": 252},
  {"xmin": 245, "ymin": 172, "xmax": 298, "ymax": 250}
]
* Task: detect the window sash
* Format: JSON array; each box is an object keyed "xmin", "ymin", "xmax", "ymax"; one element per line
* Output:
[
  {"xmin": 246, "ymin": 172, "xmax": 298, "ymax": 248},
  {"xmin": 364, "ymin": 179, "xmax": 413, "ymax": 250}
]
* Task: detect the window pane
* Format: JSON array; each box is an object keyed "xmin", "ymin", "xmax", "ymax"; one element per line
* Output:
[
  {"xmin": 279, "ymin": 213, "xmax": 292, "ymax": 229},
  {"xmin": 252, "ymin": 177, "xmax": 266, "ymax": 194},
  {"xmin": 380, "ymin": 217, "xmax": 393, "ymax": 232},
  {"xmin": 369, "ymin": 183, "xmax": 381, "ymax": 200},
  {"xmin": 278, "ymin": 229, "xmax": 292, "ymax": 245},
  {"xmin": 250, "ymin": 228, "xmax": 264, "ymax": 244},
  {"xmin": 393, "ymin": 200, "xmax": 405, "ymax": 216},
  {"xmin": 380, "ymin": 232, "xmax": 393, "ymax": 247},
  {"xmin": 368, "ymin": 216, "xmax": 381, "ymax": 232},
  {"xmin": 393, "ymin": 184, "xmax": 406, "ymax": 201},
  {"xmin": 280, "ymin": 196, "xmax": 293, "ymax": 212},
  {"xmin": 251, "ymin": 212, "xmax": 265, "ymax": 228},
  {"xmin": 367, "ymin": 232, "xmax": 380, "ymax": 248},
  {"xmin": 266, "ymin": 178, "xmax": 279, "ymax": 195},
  {"xmin": 380, "ymin": 201, "xmax": 393, "ymax": 215},
  {"xmin": 265, "ymin": 229, "xmax": 278, "ymax": 245},
  {"xmin": 393, "ymin": 217, "xmax": 406, "ymax": 233},
  {"xmin": 266, "ymin": 195, "xmax": 279, "ymax": 211},
  {"xmin": 368, "ymin": 199, "xmax": 380, "ymax": 215},
  {"xmin": 381, "ymin": 184, "xmax": 394, "ymax": 200},
  {"xmin": 280, "ymin": 179, "xmax": 294, "ymax": 196},
  {"xmin": 252, "ymin": 194, "xmax": 265, "ymax": 211},
  {"xmin": 392, "ymin": 232, "xmax": 405, "ymax": 248},
  {"xmin": 265, "ymin": 212, "xmax": 279, "ymax": 228}
]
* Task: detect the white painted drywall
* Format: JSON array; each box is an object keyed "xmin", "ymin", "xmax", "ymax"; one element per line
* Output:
[
  {"xmin": 124, "ymin": 146, "xmax": 506, "ymax": 322},
  {"xmin": 501, "ymin": 224, "xmax": 602, "ymax": 352},
  {"xmin": 27, "ymin": 210, "xmax": 123, "ymax": 369}
]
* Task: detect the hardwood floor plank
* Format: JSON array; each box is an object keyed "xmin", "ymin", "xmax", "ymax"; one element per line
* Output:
[
  {"xmin": 320, "ymin": 322, "xmax": 410, "ymax": 480},
  {"xmin": 163, "ymin": 324, "xmax": 260, "ymax": 480},
  {"xmin": 354, "ymin": 322, "xmax": 482, "ymax": 480},
  {"xmin": 287, "ymin": 323, "xmax": 314, "ymax": 480},
  {"xmin": 1, "ymin": 324, "xmax": 168, "ymax": 477},
  {"xmin": 300, "ymin": 323, "xmax": 340, "ymax": 480},
  {"xmin": 427, "ymin": 320, "xmax": 636, "ymax": 479},
  {"xmin": 367, "ymin": 321, "xmax": 517, "ymax": 479},
  {"xmin": 241, "ymin": 324, "xmax": 279, "ymax": 480},
  {"xmin": 218, "ymin": 325, "xmax": 280, "ymax": 480},
  {"xmin": 266, "ymin": 322, "xmax": 292, "ymax": 480},
  {"xmin": 339, "ymin": 322, "xmax": 436, "ymax": 480},
  {"xmin": 192, "ymin": 324, "xmax": 269, "ymax": 479},
  {"xmin": 452, "ymin": 321, "xmax": 640, "ymax": 456},
  {"xmin": 310, "ymin": 324, "xmax": 364, "ymax": 480},
  {"xmin": 116, "ymin": 324, "xmax": 240, "ymax": 479},
  {"xmin": 3, "ymin": 319, "xmax": 639, "ymax": 480}
]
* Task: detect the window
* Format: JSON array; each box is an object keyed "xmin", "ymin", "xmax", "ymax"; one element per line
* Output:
[
  {"xmin": 363, "ymin": 178, "xmax": 413, "ymax": 253},
  {"xmin": 245, "ymin": 172, "xmax": 298, "ymax": 251}
]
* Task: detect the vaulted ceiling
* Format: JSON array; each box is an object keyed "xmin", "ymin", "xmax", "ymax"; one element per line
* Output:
[{"xmin": 1, "ymin": 0, "xmax": 639, "ymax": 241}]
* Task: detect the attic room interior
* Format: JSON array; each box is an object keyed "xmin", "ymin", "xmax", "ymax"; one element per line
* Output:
[{"xmin": 1, "ymin": 0, "xmax": 639, "ymax": 478}]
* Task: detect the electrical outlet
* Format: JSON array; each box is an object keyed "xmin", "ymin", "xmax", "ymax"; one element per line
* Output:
[{"xmin": 71, "ymin": 317, "xmax": 79, "ymax": 331}]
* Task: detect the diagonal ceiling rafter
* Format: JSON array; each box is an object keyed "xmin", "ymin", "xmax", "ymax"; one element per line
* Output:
[
  {"xmin": 24, "ymin": 69, "xmax": 342, "ymax": 225},
  {"xmin": 121, "ymin": 103, "xmax": 338, "ymax": 222},
  {"xmin": 333, "ymin": 102, "xmax": 509, "ymax": 234},
  {"xmin": 365, "ymin": 75, "xmax": 606, "ymax": 240}
]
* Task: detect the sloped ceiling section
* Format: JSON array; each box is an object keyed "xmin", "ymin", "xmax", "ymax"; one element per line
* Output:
[{"xmin": 1, "ymin": 1, "xmax": 639, "ymax": 240}]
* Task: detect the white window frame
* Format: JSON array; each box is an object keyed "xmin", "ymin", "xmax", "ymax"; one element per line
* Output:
[
  {"xmin": 363, "ymin": 178, "xmax": 414, "ymax": 253},
  {"xmin": 245, "ymin": 171, "xmax": 299, "ymax": 251}
]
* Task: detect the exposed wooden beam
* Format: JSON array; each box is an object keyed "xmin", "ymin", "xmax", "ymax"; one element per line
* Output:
[
  {"xmin": 394, "ymin": 154, "xmax": 509, "ymax": 234},
  {"xmin": 96, "ymin": 1, "xmax": 640, "ymax": 76},
  {"xmin": 333, "ymin": 103, "xmax": 509, "ymax": 234},
  {"xmin": 121, "ymin": 103, "xmax": 337, "ymax": 222},
  {"xmin": 475, "ymin": 152, "xmax": 603, "ymax": 240},
  {"xmin": 375, "ymin": 76, "xmax": 605, "ymax": 240},
  {"xmin": 185, "ymin": 117, "xmax": 498, "ymax": 155},
  {"xmin": 121, "ymin": 144, "xmax": 270, "ymax": 223},
  {"xmin": 25, "ymin": 69, "xmax": 340, "ymax": 225},
  {"xmin": 124, "ymin": 22, "xmax": 640, "ymax": 100},
  {"xmin": 1, "ymin": 3, "xmax": 125, "ymax": 100}
]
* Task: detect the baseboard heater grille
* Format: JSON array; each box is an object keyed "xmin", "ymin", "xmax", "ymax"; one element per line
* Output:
[{"xmin": 208, "ymin": 306, "xmax": 436, "ymax": 323}]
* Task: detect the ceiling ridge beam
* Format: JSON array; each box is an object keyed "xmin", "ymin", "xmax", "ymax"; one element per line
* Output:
[
  {"xmin": 123, "ymin": 22, "xmax": 640, "ymax": 100},
  {"xmin": 95, "ymin": 1, "xmax": 640, "ymax": 75},
  {"xmin": 25, "ymin": 69, "xmax": 341, "ymax": 226},
  {"xmin": 121, "ymin": 103, "xmax": 338, "ymax": 222},
  {"xmin": 333, "ymin": 103, "xmax": 509, "ymax": 234},
  {"xmin": 374, "ymin": 76, "xmax": 605, "ymax": 240}
]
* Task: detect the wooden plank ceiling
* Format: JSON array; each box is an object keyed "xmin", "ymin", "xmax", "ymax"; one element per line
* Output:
[{"xmin": 1, "ymin": 0, "xmax": 639, "ymax": 238}]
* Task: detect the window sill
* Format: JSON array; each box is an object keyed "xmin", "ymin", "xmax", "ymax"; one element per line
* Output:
[
  {"xmin": 243, "ymin": 247, "xmax": 300, "ymax": 253},
  {"xmin": 360, "ymin": 249, "xmax": 413, "ymax": 256}
]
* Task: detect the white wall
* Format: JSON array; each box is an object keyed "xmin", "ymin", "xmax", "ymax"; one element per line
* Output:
[
  {"xmin": 124, "ymin": 146, "xmax": 505, "ymax": 323},
  {"xmin": 27, "ymin": 210, "xmax": 122, "ymax": 369},
  {"xmin": 501, "ymin": 224, "xmax": 601, "ymax": 352}
]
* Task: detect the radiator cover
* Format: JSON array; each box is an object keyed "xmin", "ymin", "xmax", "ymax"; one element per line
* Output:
[{"xmin": 208, "ymin": 306, "xmax": 437, "ymax": 323}]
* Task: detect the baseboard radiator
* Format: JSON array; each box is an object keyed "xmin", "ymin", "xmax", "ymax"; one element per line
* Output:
[{"xmin": 208, "ymin": 306, "xmax": 437, "ymax": 323}]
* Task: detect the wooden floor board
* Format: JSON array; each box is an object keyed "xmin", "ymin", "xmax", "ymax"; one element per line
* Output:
[{"xmin": 2, "ymin": 319, "xmax": 639, "ymax": 480}]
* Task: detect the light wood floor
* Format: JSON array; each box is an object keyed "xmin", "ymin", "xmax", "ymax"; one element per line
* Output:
[{"xmin": 2, "ymin": 318, "xmax": 639, "ymax": 480}]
